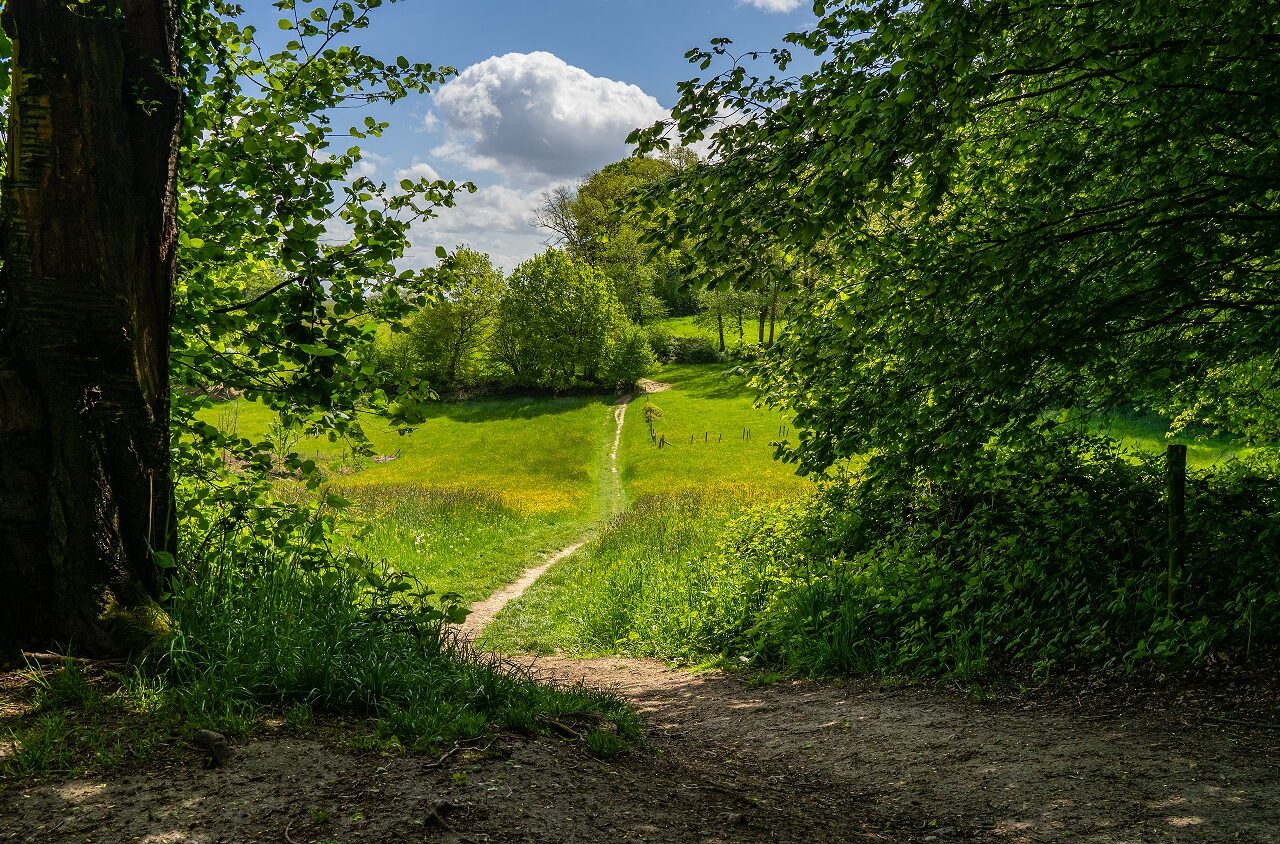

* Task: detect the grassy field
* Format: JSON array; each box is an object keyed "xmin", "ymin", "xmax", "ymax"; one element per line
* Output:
[
  {"xmin": 484, "ymin": 362, "xmax": 812, "ymax": 654},
  {"xmin": 479, "ymin": 491, "xmax": 764, "ymax": 657},
  {"xmin": 483, "ymin": 369, "xmax": 1263, "ymax": 658},
  {"xmin": 1088, "ymin": 411, "xmax": 1248, "ymax": 469},
  {"xmin": 201, "ymin": 394, "xmax": 615, "ymax": 602},
  {"xmin": 656, "ymin": 314, "xmax": 788, "ymax": 346},
  {"xmin": 624, "ymin": 364, "xmax": 810, "ymax": 500}
]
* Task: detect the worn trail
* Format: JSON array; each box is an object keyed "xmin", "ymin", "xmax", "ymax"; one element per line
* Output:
[
  {"xmin": 453, "ymin": 390, "xmax": 1279, "ymax": 843},
  {"xmin": 454, "ymin": 389, "xmax": 638, "ymax": 639},
  {"xmin": 4, "ymin": 385, "xmax": 1274, "ymax": 843}
]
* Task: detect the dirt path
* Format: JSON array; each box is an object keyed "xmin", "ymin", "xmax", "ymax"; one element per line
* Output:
[
  {"xmin": 457, "ymin": 383, "xmax": 653, "ymax": 638},
  {"xmin": 456, "ymin": 539, "xmax": 589, "ymax": 637},
  {"xmin": 4, "ymin": 387, "xmax": 1276, "ymax": 842},
  {"xmin": 4, "ymin": 662, "xmax": 1273, "ymax": 844}
]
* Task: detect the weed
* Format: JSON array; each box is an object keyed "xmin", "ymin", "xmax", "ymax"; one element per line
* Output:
[
  {"xmin": 584, "ymin": 727, "xmax": 629, "ymax": 758},
  {"xmin": 285, "ymin": 702, "xmax": 315, "ymax": 733},
  {"xmin": 31, "ymin": 658, "xmax": 99, "ymax": 712},
  {"xmin": 746, "ymin": 672, "xmax": 787, "ymax": 688}
]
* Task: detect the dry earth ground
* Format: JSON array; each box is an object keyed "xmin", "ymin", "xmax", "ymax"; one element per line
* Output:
[{"xmin": 1, "ymin": 658, "xmax": 1277, "ymax": 843}]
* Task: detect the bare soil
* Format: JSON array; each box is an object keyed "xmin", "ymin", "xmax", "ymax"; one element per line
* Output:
[{"xmin": 2, "ymin": 657, "xmax": 1277, "ymax": 843}]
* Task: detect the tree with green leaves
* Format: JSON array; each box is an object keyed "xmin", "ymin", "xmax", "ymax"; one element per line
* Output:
[
  {"xmin": 634, "ymin": 0, "xmax": 1280, "ymax": 477},
  {"xmin": 491, "ymin": 250, "xmax": 624, "ymax": 391},
  {"xmin": 0, "ymin": 0, "xmax": 463, "ymax": 652},
  {"xmin": 379, "ymin": 246, "xmax": 505, "ymax": 392},
  {"xmin": 535, "ymin": 151, "xmax": 697, "ymax": 322}
]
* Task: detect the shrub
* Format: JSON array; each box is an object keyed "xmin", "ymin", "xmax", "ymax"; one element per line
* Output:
[
  {"xmin": 644, "ymin": 326, "xmax": 675, "ymax": 362},
  {"xmin": 491, "ymin": 251, "xmax": 623, "ymax": 391},
  {"xmin": 601, "ymin": 325, "xmax": 657, "ymax": 391},
  {"xmin": 667, "ymin": 336, "xmax": 723, "ymax": 364},
  {"xmin": 511, "ymin": 430, "xmax": 1280, "ymax": 679},
  {"xmin": 710, "ymin": 432, "xmax": 1280, "ymax": 677}
]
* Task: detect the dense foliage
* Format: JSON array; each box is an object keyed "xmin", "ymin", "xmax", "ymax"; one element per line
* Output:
[
  {"xmin": 499, "ymin": 434, "xmax": 1279, "ymax": 677},
  {"xmin": 635, "ymin": 0, "xmax": 1280, "ymax": 474},
  {"xmin": 536, "ymin": 152, "xmax": 699, "ymax": 320},
  {"xmin": 371, "ymin": 247, "xmax": 504, "ymax": 391},
  {"xmin": 610, "ymin": 0, "xmax": 1280, "ymax": 675}
]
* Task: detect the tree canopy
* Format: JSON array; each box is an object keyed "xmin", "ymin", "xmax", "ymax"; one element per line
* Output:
[{"xmin": 634, "ymin": 0, "xmax": 1280, "ymax": 475}]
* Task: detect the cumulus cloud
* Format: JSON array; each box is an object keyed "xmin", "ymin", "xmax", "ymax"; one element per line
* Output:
[
  {"xmin": 394, "ymin": 161, "xmax": 442, "ymax": 182},
  {"xmin": 741, "ymin": 0, "xmax": 805, "ymax": 11},
  {"xmin": 402, "ymin": 182, "xmax": 559, "ymax": 272},
  {"xmin": 431, "ymin": 51, "xmax": 668, "ymax": 184},
  {"xmin": 354, "ymin": 150, "xmax": 391, "ymax": 178}
]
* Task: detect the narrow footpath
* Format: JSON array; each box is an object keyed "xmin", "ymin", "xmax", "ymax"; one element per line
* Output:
[{"xmin": 2, "ymin": 392, "xmax": 1275, "ymax": 843}]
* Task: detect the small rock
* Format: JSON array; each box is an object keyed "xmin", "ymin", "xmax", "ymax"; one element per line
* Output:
[{"xmin": 191, "ymin": 729, "xmax": 232, "ymax": 768}]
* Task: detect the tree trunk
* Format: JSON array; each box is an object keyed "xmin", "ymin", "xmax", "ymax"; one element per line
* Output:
[
  {"xmin": 0, "ymin": 0, "xmax": 181, "ymax": 654},
  {"xmin": 767, "ymin": 279, "xmax": 780, "ymax": 347},
  {"xmin": 716, "ymin": 311, "xmax": 725, "ymax": 352}
]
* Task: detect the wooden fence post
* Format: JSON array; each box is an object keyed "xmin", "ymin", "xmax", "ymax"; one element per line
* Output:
[{"xmin": 1167, "ymin": 443, "xmax": 1187, "ymax": 616}]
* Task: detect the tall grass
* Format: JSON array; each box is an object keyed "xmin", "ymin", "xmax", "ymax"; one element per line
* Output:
[
  {"xmin": 482, "ymin": 491, "xmax": 768, "ymax": 658},
  {"xmin": 157, "ymin": 501, "xmax": 636, "ymax": 747},
  {"xmin": 493, "ymin": 435, "xmax": 1280, "ymax": 678},
  {"xmin": 1, "ymin": 491, "xmax": 637, "ymax": 783},
  {"xmin": 345, "ymin": 485, "xmax": 573, "ymax": 603}
]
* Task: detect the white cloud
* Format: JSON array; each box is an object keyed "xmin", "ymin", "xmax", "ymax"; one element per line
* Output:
[
  {"xmin": 403, "ymin": 182, "xmax": 561, "ymax": 272},
  {"xmin": 354, "ymin": 150, "xmax": 390, "ymax": 178},
  {"xmin": 741, "ymin": 0, "xmax": 805, "ymax": 11},
  {"xmin": 395, "ymin": 161, "xmax": 442, "ymax": 182},
  {"xmin": 431, "ymin": 51, "xmax": 668, "ymax": 184}
]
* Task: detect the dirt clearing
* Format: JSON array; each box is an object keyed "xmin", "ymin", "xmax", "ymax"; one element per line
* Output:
[{"xmin": 3, "ymin": 656, "xmax": 1276, "ymax": 843}]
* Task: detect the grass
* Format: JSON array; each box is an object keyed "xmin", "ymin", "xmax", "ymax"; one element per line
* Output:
[
  {"xmin": 480, "ymin": 492, "xmax": 757, "ymax": 657},
  {"xmin": 1087, "ymin": 410, "xmax": 1252, "ymax": 469},
  {"xmin": 1, "ymin": 548, "xmax": 639, "ymax": 783},
  {"xmin": 623, "ymin": 363, "xmax": 810, "ymax": 500},
  {"xmin": 654, "ymin": 315, "xmax": 788, "ymax": 346},
  {"xmin": 345, "ymin": 485, "xmax": 585, "ymax": 604},
  {"xmin": 201, "ymin": 393, "xmax": 617, "ymax": 601},
  {"xmin": 207, "ymin": 393, "xmax": 611, "ymax": 513},
  {"xmin": 485, "ymin": 363, "xmax": 813, "ymax": 654}
]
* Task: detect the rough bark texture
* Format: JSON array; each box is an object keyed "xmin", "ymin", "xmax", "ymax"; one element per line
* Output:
[{"xmin": 0, "ymin": 0, "xmax": 180, "ymax": 653}]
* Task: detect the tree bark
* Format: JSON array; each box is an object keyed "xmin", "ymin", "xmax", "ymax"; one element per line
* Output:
[{"xmin": 0, "ymin": 0, "xmax": 181, "ymax": 653}]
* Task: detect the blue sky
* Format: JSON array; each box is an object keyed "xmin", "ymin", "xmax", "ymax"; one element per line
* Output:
[{"xmin": 239, "ymin": 0, "xmax": 817, "ymax": 269}]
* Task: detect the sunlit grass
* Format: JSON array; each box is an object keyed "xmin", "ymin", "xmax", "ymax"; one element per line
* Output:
[
  {"xmin": 1086, "ymin": 411, "xmax": 1251, "ymax": 469},
  {"xmin": 199, "ymin": 393, "xmax": 615, "ymax": 599},
  {"xmin": 622, "ymin": 363, "xmax": 810, "ymax": 500},
  {"xmin": 345, "ymin": 485, "xmax": 587, "ymax": 604},
  {"xmin": 654, "ymin": 315, "xmax": 788, "ymax": 345},
  {"xmin": 481, "ymin": 491, "xmax": 760, "ymax": 657},
  {"xmin": 204, "ymin": 394, "xmax": 611, "ymax": 513}
]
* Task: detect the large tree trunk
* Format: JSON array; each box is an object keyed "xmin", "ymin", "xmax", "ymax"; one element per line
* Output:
[{"xmin": 0, "ymin": 0, "xmax": 181, "ymax": 654}]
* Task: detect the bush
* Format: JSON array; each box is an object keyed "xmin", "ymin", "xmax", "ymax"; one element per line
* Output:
[
  {"xmin": 643, "ymin": 326, "xmax": 675, "ymax": 362},
  {"xmin": 508, "ymin": 430, "xmax": 1280, "ymax": 679},
  {"xmin": 709, "ymin": 432, "xmax": 1280, "ymax": 677},
  {"xmin": 601, "ymin": 325, "xmax": 657, "ymax": 391},
  {"xmin": 668, "ymin": 336, "xmax": 723, "ymax": 364}
]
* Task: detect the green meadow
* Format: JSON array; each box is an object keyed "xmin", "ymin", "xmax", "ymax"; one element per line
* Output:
[
  {"xmin": 203, "ymin": 354, "xmax": 1254, "ymax": 656},
  {"xmin": 201, "ymin": 394, "xmax": 615, "ymax": 602},
  {"xmin": 482, "ymin": 362, "xmax": 812, "ymax": 654},
  {"xmin": 623, "ymin": 364, "xmax": 809, "ymax": 500}
]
